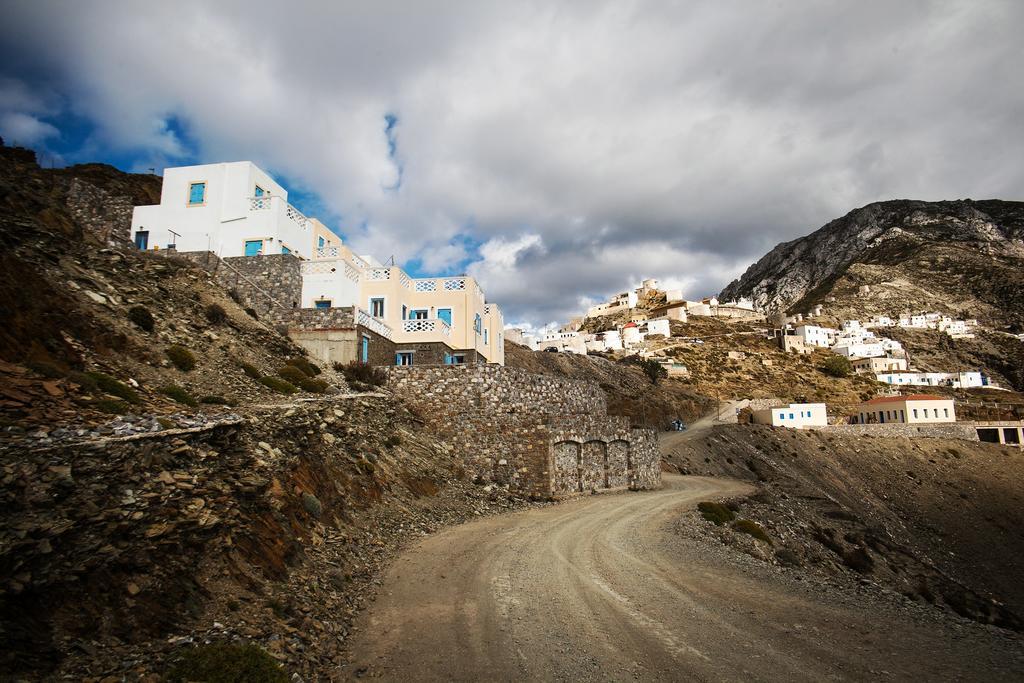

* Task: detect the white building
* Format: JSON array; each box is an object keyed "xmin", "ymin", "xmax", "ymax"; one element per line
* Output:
[
  {"xmin": 644, "ymin": 318, "xmax": 671, "ymax": 338},
  {"xmin": 751, "ymin": 403, "xmax": 828, "ymax": 429},
  {"xmin": 833, "ymin": 340, "xmax": 885, "ymax": 358},
  {"xmin": 621, "ymin": 323, "xmax": 644, "ymax": 348},
  {"xmin": 851, "ymin": 356, "xmax": 908, "ymax": 374},
  {"xmin": 586, "ymin": 290, "xmax": 639, "ymax": 318},
  {"xmin": 853, "ymin": 395, "xmax": 955, "ymax": 425},
  {"xmin": 131, "ymin": 161, "xmax": 334, "ymax": 259},
  {"xmin": 875, "ymin": 371, "xmax": 990, "ymax": 389},
  {"xmin": 794, "ymin": 324, "xmax": 838, "ymax": 348}
]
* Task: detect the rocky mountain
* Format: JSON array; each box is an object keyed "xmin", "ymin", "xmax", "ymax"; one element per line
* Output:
[{"xmin": 719, "ymin": 199, "xmax": 1024, "ymax": 330}]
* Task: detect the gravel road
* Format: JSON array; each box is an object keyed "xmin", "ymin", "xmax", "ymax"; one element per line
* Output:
[{"xmin": 345, "ymin": 474, "xmax": 1024, "ymax": 681}]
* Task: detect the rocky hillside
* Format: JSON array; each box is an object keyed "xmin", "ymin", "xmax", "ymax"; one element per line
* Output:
[
  {"xmin": 719, "ymin": 200, "xmax": 1024, "ymax": 330},
  {"xmin": 665, "ymin": 425, "xmax": 1024, "ymax": 631}
]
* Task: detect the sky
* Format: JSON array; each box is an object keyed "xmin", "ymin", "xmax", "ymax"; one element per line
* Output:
[{"xmin": 2, "ymin": 1, "xmax": 1022, "ymax": 330}]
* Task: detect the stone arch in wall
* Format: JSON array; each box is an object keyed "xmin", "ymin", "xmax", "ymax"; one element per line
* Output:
[
  {"xmin": 606, "ymin": 440, "xmax": 630, "ymax": 488},
  {"xmin": 581, "ymin": 440, "xmax": 607, "ymax": 492},
  {"xmin": 552, "ymin": 440, "xmax": 582, "ymax": 494}
]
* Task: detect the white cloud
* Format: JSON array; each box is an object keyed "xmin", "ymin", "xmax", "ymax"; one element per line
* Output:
[{"xmin": 2, "ymin": 0, "xmax": 1022, "ymax": 325}]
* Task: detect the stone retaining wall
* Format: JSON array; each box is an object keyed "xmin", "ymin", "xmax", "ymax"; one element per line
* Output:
[
  {"xmin": 821, "ymin": 423, "xmax": 980, "ymax": 441},
  {"xmin": 386, "ymin": 365, "xmax": 660, "ymax": 498}
]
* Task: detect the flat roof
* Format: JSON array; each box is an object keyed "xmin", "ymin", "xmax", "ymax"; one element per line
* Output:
[{"xmin": 864, "ymin": 394, "xmax": 948, "ymax": 405}]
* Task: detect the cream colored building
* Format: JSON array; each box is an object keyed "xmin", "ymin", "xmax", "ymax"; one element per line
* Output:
[
  {"xmin": 752, "ymin": 403, "xmax": 828, "ymax": 429},
  {"xmin": 851, "ymin": 356, "xmax": 908, "ymax": 374},
  {"xmin": 853, "ymin": 395, "xmax": 956, "ymax": 425}
]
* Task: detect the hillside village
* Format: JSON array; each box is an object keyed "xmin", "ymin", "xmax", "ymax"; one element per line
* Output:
[{"xmin": 1, "ymin": 142, "xmax": 1023, "ymax": 679}]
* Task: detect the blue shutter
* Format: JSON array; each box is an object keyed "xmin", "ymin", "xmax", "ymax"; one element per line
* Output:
[
  {"xmin": 438, "ymin": 308, "xmax": 452, "ymax": 326},
  {"xmin": 244, "ymin": 240, "xmax": 262, "ymax": 256},
  {"xmin": 189, "ymin": 182, "xmax": 206, "ymax": 205}
]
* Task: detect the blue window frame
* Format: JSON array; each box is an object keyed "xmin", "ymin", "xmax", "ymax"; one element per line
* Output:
[
  {"xmin": 361, "ymin": 336, "xmax": 369, "ymax": 363},
  {"xmin": 396, "ymin": 352, "xmax": 413, "ymax": 366},
  {"xmin": 281, "ymin": 245, "xmax": 291, "ymax": 255},
  {"xmin": 188, "ymin": 182, "xmax": 206, "ymax": 205},
  {"xmin": 315, "ymin": 300, "xmax": 331, "ymax": 309},
  {"xmin": 474, "ymin": 313, "xmax": 482, "ymax": 334},
  {"xmin": 778, "ymin": 414, "xmax": 785, "ymax": 420},
  {"xmin": 411, "ymin": 309, "xmax": 428, "ymax": 320},
  {"xmin": 244, "ymin": 240, "xmax": 262, "ymax": 257},
  {"xmin": 255, "ymin": 185, "xmax": 265, "ymax": 197},
  {"xmin": 318, "ymin": 236, "xmax": 325, "ymax": 248},
  {"xmin": 437, "ymin": 308, "xmax": 452, "ymax": 326},
  {"xmin": 789, "ymin": 413, "xmax": 795, "ymax": 420},
  {"xmin": 370, "ymin": 297, "xmax": 385, "ymax": 317},
  {"xmin": 134, "ymin": 230, "xmax": 149, "ymax": 250}
]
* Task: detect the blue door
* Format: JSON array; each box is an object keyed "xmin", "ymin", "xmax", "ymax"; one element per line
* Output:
[
  {"xmin": 314, "ymin": 300, "xmax": 331, "ymax": 309},
  {"xmin": 438, "ymin": 308, "xmax": 452, "ymax": 326},
  {"xmin": 361, "ymin": 336, "xmax": 369, "ymax": 363},
  {"xmin": 134, "ymin": 231, "xmax": 149, "ymax": 250},
  {"xmin": 244, "ymin": 240, "xmax": 262, "ymax": 256}
]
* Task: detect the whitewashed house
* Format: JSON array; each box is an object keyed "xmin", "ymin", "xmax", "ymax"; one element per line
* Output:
[
  {"xmin": 794, "ymin": 324, "xmax": 838, "ymax": 348},
  {"xmin": 875, "ymin": 371, "xmax": 990, "ymax": 389},
  {"xmin": 852, "ymin": 395, "xmax": 955, "ymax": 425},
  {"xmin": 751, "ymin": 403, "xmax": 828, "ymax": 429}
]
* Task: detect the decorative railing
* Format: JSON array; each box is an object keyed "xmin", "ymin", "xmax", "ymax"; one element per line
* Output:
[
  {"xmin": 349, "ymin": 253, "xmax": 369, "ymax": 269},
  {"xmin": 315, "ymin": 246, "xmax": 339, "ymax": 259},
  {"xmin": 414, "ymin": 279, "xmax": 437, "ymax": 292},
  {"xmin": 285, "ymin": 203, "xmax": 309, "ymax": 230},
  {"xmin": 357, "ymin": 308, "xmax": 393, "ymax": 339},
  {"xmin": 401, "ymin": 318, "xmax": 451, "ymax": 338},
  {"xmin": 399, "ymin": 271, "xmax": 411, "ymax": 290},
  {"xmin": 249, "ymin": 196, "xmax": 272, "ymax": 210},
  {"xmin": 301, "ymin": 261, "xmax": 335, "ymax": 275},
  {"xmin": 443, "ymin": 278, "xmax": 467, "ymax": 291},
  {"xmin": 367, "ymin": 268, "xmax": 390, "ymax": 281},
  {"xmin": 344, "ymin": 262, "xmax": 360, "ymax": 282}
]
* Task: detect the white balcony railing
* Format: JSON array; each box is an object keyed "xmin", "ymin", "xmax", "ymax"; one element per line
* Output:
[
  {"xmin": 367, "ymin": 268, "xmax": 390, "ymax": 281},
  {"xmin": 249, "ymin": 195, "xmax": 272, "ymax": 210},
  {"xmin": 357, "ymin": 308, "xmax": 393, "ymax": 339},
  {"xmin": 315, "ymin": 246, "xmax": 339, "ymax": 259},
  {"xmin": 401, "ymin": 318, "xmax": 451, "ymax": 338}
]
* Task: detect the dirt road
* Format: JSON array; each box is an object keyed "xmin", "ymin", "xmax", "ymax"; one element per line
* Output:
[{"xmin": 345, "ymin": 474, "xmax": 1024, "ymax": 681}]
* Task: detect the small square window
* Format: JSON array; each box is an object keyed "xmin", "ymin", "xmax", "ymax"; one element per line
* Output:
[
  {"xmin": 315, "ymin": 300, "xmax": 331, "ymax": 309},
  {"xmin": 318, "ymin": 236, "xmax": 325, "ymax": 248},
  {"xmin": 370, "ymin": 297, "xmax": 385, "ymax": 318},
  {"xmin": 188, "ymin": 182, "xmax": 206, "ymax": 205}
]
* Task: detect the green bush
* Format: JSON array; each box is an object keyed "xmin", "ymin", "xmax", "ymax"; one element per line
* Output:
[
  {"xmin": 819, "ymin": 355, "xmax": 852, "ymax": 378},
  {"xmin": 26, "ymin": 360, "xmax": 65, "ymax": 378},
  {"xmin": 639, "ymin": 358, "xmax": 668, "ymax": 385},
  {"xmin": 164, "ymin": 642, "xmax": 287, "ymax": 683},
  {"xmin": 159, "ymin": 385, "xmax": 198, "ymax": 407},
  {"xmin": 337, "ymin": 361, "xmax": 387, "ymax": 387},
  {"xmin": 239, "ymin": 362, "xmax": 262, "ymax": 380},
  {"xmin": 301, "ymin": 492, "xmax": 322, "ymax": 518},
  {"xmin": 277, "ymin": 365, "xmax": 307, "ymax": 384},
  {"xmin": 259, "ymin": 376, "xmax": 298, "ymax": 394},
  {"xmin": 697, "ymin": 501, "xmax": 736, "ymax": 526},
  {"xmin": 297, "ymin": 377, "xmax": 329, "ymax": 393},
  {"xmin": 166, "ymin": 345, "xmax": 196, "ymax": 372},
  {"xmin": 205, "ymin": 303, "xmax": 228, "ymax": 324},
  {"xmin": 90, "ymin": 398, "xmax": 130, "ymax": 414},
  {"xmin": 77, "ymin": 371, "xmax": 141, "ymax": 404},
  {"xmin": 733, "ymin": 519, "xmax": 772, "ymax": 544},
  {"xmin": 286, "ymin": 356, "xmax": 321, "ymax": 376},
  {"xmin": 127, "ymin": 305, "xmax": 155, "ymax": 332}
]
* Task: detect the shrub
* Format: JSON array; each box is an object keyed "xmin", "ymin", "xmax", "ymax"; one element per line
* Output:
[
  {"xmin": 200, "ymin": 395, "xmax": 234, "ymax": 405},
  {"xmin": 244, "ymin": 307, "xmax": 259, "ymax": 319},
  {"xmin": 159, "ymin": 385, "xmax": 198, "ymax": 407},
  {"xmin": 205, "ymin": 303, "xmax": 228, "ymax": 324},
  {"xmin": 239, "ymin": 362, "xmax": 262, "ymax": 380},
  {"xmin": 286, "ymin": 356, "xmax": 321, "ymax": 376},
  {"xmin": 127, "ymin": 305, "xmax": 155, "ymax": 332},
  {"xmin": 164, "ymin": 642, "xmax": 287, "ymax": 683},
  {"xmin": 640, "ymin": 359, "xmax": 669, "ymax": 385},
  {"xmin": 733, "ymin": 519, "xmax": 772, "ymax": 544},
  {"xmin": 259, "ymin": 376, "xmax": 297, "ymax": 394},
  {"xmin": 385, "ymin": 435, "xmax": 402, "ymax": 448},
  {"xmin": 338, "ymin": 361, "xmax": 387, "ymax": 387},
  {"xmin": 166, "ymin": 345, "xmax": 196, "ymax": 372},
  {"xmin": 819, "ymin": 355, "xmax": 852, "ymax": 378},
  {"xmin": 27, "ymin": 360, "xmax": 65, "ymax": 378},
  {"xmin": 697, "ymin": 501, "xmax": 736, "ymax": 526},
  {"xmin": 90, "ymin": 398, "xmax": 130, "ymax": 414},
  {"xmin": 80, "ymin": 371, "xmax": 141, "ymax": 404},
  {"xmin": 301, "ymin": 492, "xmax": 322, "ymax": 518},
  {"xmin": 297, "ymin": 377, "xmax": 329, "ymax": 393},
  {"xmin": 277, "ymin": 365, "xmax": 307, "ymax": 384},
  {"xmin": 227, "ymin": 288, "xmax": 242, "ymax": 304}
]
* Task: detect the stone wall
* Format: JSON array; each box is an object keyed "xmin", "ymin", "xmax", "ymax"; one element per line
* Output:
[
  {"xmin": 291, "ymin": 307, "xmax": 355, "ymax": 331},
  {"xmin": 386, "ymin": 365, "xmax": 660, "ymax": 498},
  {"xmin": 821, "ymin": 423, "xmax": 980, "ymax": 441},
  {"xmin": 67, "ymin": 178, "xmax": 136, "ymax": 246}
]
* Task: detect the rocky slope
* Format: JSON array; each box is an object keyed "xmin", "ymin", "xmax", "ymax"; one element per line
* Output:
[
  {"xmin": 719, "ymin": 199, "xmax": 1024, "ymax": 329},
  {"xmin": 664, "ymin": 425, "xmax": 1024, "ymax": 631}
]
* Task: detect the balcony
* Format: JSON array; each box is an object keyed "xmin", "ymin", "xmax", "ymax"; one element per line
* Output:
[
  {"xmin": 247, "ymin": 194, "xmax": 310, "ymax": 231},
  {"xmin": 397, "ymin": 318, "xmax": 451, "ymax": 342},
  {"xmin": 356, "ymin": 308, "xmax": 393, "ymax": 339}
]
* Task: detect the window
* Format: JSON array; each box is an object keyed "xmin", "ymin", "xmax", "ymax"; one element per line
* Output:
[
  {"xmin": 396, "ymin": 352, "xmax": 413, "ymax": 366},
  {"xmin": 281, "ymin": 245, "xmax": 291, "ymax": 255},
  {"xmin": 255, "ymin": 185, "xmax": 265, "ymax": 197},
  {"xmin": 188, "ymin": 182, "xmax": 206, "ymax": 205},
  {"xmin": 474, "ymin": 313, "xmax": 482, "ymax": 334},
  {"xmin": 361, "ymin": 335, "xmax": 369, "ymax": 363},
  {"xmin": 437, "ymin": 308, "xmax": 452, "ymax": 326},
  {"xmin": 944, "ymin": 408, "xmax": 949, "ymax": 418},
  {"xmin": 244, "ymin": 240, "xmax": 263, "ymax": 257},
  {"xmin": 789, "ymin": 413, "xmax": 794, "ymax": 420},
  {"xmin": 315, "ymin": 300, "xmax": 331, "ymax": 309},
  {"xmin": 778, "ymin": 413, "xmax": 785, "ymax": 420},
  {"xmin": 370, "ymin": 297, "xmax": 385, "ymax": 318},
  {"xmin": 318, "ymin": 236, "xmax": 325, "ymax": 248},
  {"xmin": 411, "ymin": 309, "xmax": 428, "ymax": 320},
  {"xmin": 912, "ymin": 408, "xmax": 918, "ymax": 419},
  {"xmin": 484, "ymin": 329, "xmax": 489, "ymax": 344},
  {"xmin": 134, "ymin": 230, "xmax": 149, "ymax": 250},
  {"xmin": 452, "ymin": 354, "xmax": 465, "ymax": 365}
]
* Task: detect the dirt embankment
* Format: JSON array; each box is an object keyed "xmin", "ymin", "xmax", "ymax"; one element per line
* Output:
[
  {"xmin": 664, "ymin": 425, "xmax": 1024, "ymax": 630},
  {"xmin": 503, "ymin": 340, "xmax": 710, "ymax": 427}
]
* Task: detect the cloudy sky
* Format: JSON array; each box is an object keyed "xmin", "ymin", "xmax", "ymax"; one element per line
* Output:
[{"xmin": 2, "ymin": 1, "xmax": 1022, "ymax": 329}]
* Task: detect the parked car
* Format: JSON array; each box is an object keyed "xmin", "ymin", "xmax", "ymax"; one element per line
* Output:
[{"xmin": 543, "ymin": 346, "xmax": 559, "ymax": 352}]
